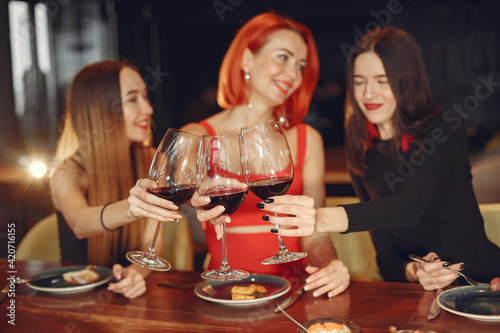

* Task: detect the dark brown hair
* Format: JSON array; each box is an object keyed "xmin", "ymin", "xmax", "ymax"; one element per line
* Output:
[{"xmin": 344, "ymin": 27, "xmax": 436, "ymax": 175}]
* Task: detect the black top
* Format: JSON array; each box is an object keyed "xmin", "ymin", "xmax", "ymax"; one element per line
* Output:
[
  {"xmin": 57, "ymin": 211, "xmax": 129, "ymax": 267},
  {"xmin": 57, "ymin": 210, "xmax": 88, "ymax": 264},
  {"xmin": 56, "ymin": 156, "xmax": 129, "ymax": 267},
  {"xmin": 342, "ymin": 111, "xmax": 500, "ymax": 282}
]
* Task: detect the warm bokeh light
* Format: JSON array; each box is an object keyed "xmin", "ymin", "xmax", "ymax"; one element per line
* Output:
[{"xmin": 29, "ymin": 161, "xmax": 47, "ymax": 178}]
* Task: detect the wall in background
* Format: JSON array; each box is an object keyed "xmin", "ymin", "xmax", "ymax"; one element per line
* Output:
[{"xmin": 115, "ymin": 0, "xmax": 500, "ymax": 149}]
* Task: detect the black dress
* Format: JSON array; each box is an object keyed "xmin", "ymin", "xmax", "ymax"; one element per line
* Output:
[
  {"xmin": 341, "ymin": 111, "xmax": 500, "ymax": 283},
  {"xmin": 57, "ymin": 211, "xmax": 129, "ymax": 267},
  {"xmin": 57, "ymin": 210, "xmax": 88, "ymax": 264}
]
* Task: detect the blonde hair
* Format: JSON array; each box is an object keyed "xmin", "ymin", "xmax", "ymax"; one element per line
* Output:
[{"xmin": 54, "ymin": 60, "xmax": 153, "ymax": 266}]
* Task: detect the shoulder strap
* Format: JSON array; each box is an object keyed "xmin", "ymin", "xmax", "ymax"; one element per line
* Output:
[{"xmin": 199, "ymin": 120, "xmax": 216, "ymax": 135}]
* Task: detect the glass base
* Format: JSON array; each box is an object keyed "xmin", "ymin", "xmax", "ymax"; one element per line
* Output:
[
  {"xmin": 201, "ymin": 266, "xmax": 249, "ymax": 281},
  {"xmin": 126, "ymin": 251, "xmax": 171, "ymax": 271},
  {"xmin": 261, "ymin": 250, "xmax": 308, "ymax": 265}
]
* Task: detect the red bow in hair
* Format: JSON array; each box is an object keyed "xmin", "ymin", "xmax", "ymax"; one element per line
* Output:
[{"xmin": 365, "ymin": 119, "xmax": 413, "ymax": 152}]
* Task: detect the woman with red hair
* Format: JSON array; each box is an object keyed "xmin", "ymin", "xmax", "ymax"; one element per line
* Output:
[{"xmin": 183, "ymin": 12, "xmax": 349, "ymax": 297}]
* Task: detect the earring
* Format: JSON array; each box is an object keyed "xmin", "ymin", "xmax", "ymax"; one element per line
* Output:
[
  {"xmin": 244, "ymin": 71, "xmax": 250, "ymax": 80},
  {"xmin": 247, "ymin": 101, "xmax": 253, "ymax": 109},
  {"xmin": 276, "ymin": 110, "xmax": 290, "ymax": 128}
]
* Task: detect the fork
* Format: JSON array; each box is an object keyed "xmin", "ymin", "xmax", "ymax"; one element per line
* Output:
[
  {"xmin": 197, "ymin": 281, "xmax": 218, "ymax": 296},
  {"xmin": 408, "ymin": 254, "xmax": 484, "ymax": 286},
  {"xmin": 275, "ymin": 304, "xmax": 310, "ymax": 333}
]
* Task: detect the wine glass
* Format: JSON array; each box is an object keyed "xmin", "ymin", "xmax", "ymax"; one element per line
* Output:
[
  {"xmin": 126, "ymin": 128, "xmax": 200, "ymax": 271},
  {"xmin": 198, "ymin": 134, "xmax": 250, "ymax": 280},
  {"xmin": 240, "ymin": 122, "xmax": 308, "ymax": 265}
]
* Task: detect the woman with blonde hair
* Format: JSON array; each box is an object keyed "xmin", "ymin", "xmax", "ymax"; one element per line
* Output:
[{"xmin": 51, "ymin": 60, "xmax": 183, "ymax": 298}]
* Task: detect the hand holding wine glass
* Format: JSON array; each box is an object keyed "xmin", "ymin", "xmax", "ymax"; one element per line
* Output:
[
  {"xmin": 241, "ymin": 122, "xmax": 307, "ymax": 265},
  {"xmin": 198, "ymin": 134, "xmax": 249, "ymax": 280},
  {"xmin": 126, "ymin": 129, "xmax": 200, "ymax": 271}
]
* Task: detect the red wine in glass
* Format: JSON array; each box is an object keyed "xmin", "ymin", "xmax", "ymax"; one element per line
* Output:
[
  {"xmin": 126, "ymin": 128, "xmax": 200, "ymax": 271},
  {"xmin": 241, "ymin": 122, "xmax": 307, "ymax": 265},
  {"xmin": 198, "ymin": 134, "xmax": 250, "ymax": 281},
  {"xmin": 202, "ymin": 187, "xmax": 248, "ymax": 216},
  {"xmin": 148, "ymin": 185, "xmax": 198, "ymax": 206},
  {"xmin": 249, "ymin": 177, "xmax": 292, "ymax": 200}
]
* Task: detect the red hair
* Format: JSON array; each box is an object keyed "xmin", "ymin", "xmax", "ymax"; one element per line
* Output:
[{"xmin": 217, "ymin": 12, "xmax": 319, "ymax": 128}]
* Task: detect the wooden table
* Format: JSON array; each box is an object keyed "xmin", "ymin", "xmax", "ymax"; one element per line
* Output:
[{"xmin": 1, "ymin": 260, "xmax": 499, "ymax": 332}]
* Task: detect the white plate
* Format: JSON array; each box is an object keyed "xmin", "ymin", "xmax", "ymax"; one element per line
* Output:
[
  {"xmin": 438, "ymin": 285, "xmax": 500, "ymax": 321},
  {"xmin": 194, "ymin": 274, "xmax": 291, "ymax": 306},
  {"xmin": 27, "ymin": 265, "xmax": 113, "ymax": 294}
]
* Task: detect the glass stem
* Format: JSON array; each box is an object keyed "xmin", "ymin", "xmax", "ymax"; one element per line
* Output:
[
  {"xmin": 145, "ymin": 221, "xmax": 162, "ymax": 258},
  {"xmin": 219, "ymin": 221, "xmax": 230, "ymax": 270},
  {"xmin": 275, "ymin": 213, "xmax": 288, "ymax": 253}
]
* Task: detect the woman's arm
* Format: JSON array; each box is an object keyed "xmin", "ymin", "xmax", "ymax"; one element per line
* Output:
[
  {"xmin": 261, "ymin": 195, "xmax": 349, "ymax": 235},
  {"xmin": 51, "ymin": 165, "xmax": 182, "ymax": 239},
  {"xmin": 262, "ymin": 113, "xmax": 467, "ymax": 235}
]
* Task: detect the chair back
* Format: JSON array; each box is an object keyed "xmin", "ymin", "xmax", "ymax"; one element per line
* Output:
[
  {"xmin": 480, "ymin": 203, "xmax": 500, "ymax": 247},
  {"xmin": 161, "ymin": 216, "xmax": 194, "ymax": 271},
  {"xmin": 471, "ymin": 148, "xmax": 500, "ymax": 203},
  {"xmin": 16, "ymin": 213, "xmax": 61, "ymax": 262}
]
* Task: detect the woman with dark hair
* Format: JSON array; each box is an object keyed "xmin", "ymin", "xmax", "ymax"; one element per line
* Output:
[
  {"xmin": 344, "ymin": 27, "xmax": 436, "ymax": 175},
  {"xmin": 184, "ymin": 12, "xmax": 349, "ymax": 297},
  {"xmin": 51, "ymin": 60, "xmax": 183, "ymax": 298},
  {"xmin": 202, "ymin": 26, "xmax": 500, "ymax": 290}
]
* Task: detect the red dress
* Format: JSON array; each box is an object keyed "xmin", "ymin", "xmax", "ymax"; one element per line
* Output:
[{"xmin": 199, "ymin": 120, "xmax": 308, "ymax": 279}]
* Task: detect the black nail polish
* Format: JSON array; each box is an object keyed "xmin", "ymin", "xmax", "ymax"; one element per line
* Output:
[
  {"xmin": 262, "ymin": 215, "xmax": 270, "ymax": 221},
  {"xmin": 264, "ymin": 198, "xmax": 274, "ymax": 203},
  {"xmin": 270, "ymin": 229, "xmax": 278, "ymax": 233},
  {"xmin": 256, "ymin": 203, "xmax": 265, "ymax": 209},
  {"xmin": 459, "ymin": 263, "xmax": 465, "ymax": 270},
  {"xmin": 442, "ymin": 262, "xmax": 451, "ymax": 267},
  {"xmin": 433, "ymin": 257, "xmax": 440, "ymax": 261}
]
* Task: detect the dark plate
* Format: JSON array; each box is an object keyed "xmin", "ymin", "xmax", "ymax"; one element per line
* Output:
[
  {"xmin": 194, "ymin": 274, "xmax": 290, "ymax": 306},
  {"xmin": 438, "ymin": 285, "xmax": 500, "ymax": 321},
  {"xmin": 27, "ymin": 265, "xmax": 113, "ymax": 294},
  {"xmin": 298, "ymin": 317, "xmax": 360, "ymax": 333}
]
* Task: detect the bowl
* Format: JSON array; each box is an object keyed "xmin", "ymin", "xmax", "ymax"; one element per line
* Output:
[{"xmin": 298, "ymin": 318, "xmax": 360, "ymax": 333}]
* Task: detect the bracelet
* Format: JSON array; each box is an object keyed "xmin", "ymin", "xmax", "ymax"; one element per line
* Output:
[{"xmin": 100, "ymin": 202, "xmax": 119, "ymax": 231}]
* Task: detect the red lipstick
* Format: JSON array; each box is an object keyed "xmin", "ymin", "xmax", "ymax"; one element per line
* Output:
[
  {"xmin": 364, "ymin": 103, "xmax": 382, "ymax": 110},
  {"xmin": 274, "ymin": 83, "xmax": 288, "ymax": 94},
  {"xmin": 136, "ymin": 119, "xmax": 149, "ymax": 130},
  {"xmin": 275, "ymin": 79, "xmax": 292, "ymax": 88}
]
